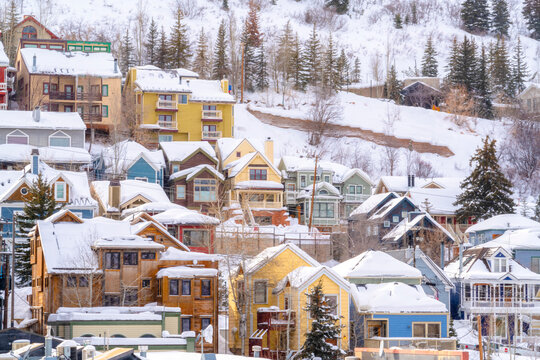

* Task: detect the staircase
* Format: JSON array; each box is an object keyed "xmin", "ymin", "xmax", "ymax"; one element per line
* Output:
[{"xmin": 241, "ymin": 199, "xmax": 256, "ymax": 226}]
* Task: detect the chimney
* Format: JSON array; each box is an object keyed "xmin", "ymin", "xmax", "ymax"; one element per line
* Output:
[
  {"xmin": 32, "ymin": 54, "xmax": 37, "ymax": 72},
  {"xmin": 186, "ymin": 80, "xmax": 190, "ymax": 87},
  {"xmin": 32, "ymin": 106, "xmax": 41, "ymax": 122},
  {"xmin": 179, "ymin": 76, "xmax": 182, "ymax": 84},
  {"xmin": 108, "ymin": 180, "xmax": 121, "ymax": 210},
  {"xmin": 221, "ymin": 79, "xmax": 229, "ymax": 93},
  {"xmin": 113, "ymin": 59, "xmax": 118, "ymax": 73},
  {"xmin": 31, "ymin": 149, "xmax": 39, "ymax": 175},
  {"xmin": 264, "ymin": 137, "xmax": 274, "ymax": 165},
  {"xmin": 411, "ymin": 174, "xmax": 415, "ymax": 188}
]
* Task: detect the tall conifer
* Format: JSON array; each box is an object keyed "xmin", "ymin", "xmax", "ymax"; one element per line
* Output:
[
  {"xmin": 213, "ymin": 20, "xmax": 229, "ymax": 79},
  {"xmin": 421, "ymin": 35, "xmax": 438, "ymax": 77},
  {"xmin": 168, "ymin": 9, "xmax": 192, "ymax": 69},
  {"xmin": 491, "ymin": 0, "xmax": 511, "ymax": 37},
  {"xmin": 145, "ymin": 18, "xmax": 158, "ymax": 65},
  {"xmin": 193, "ymin": 28, "xmax": 210, "ymax": 78}
]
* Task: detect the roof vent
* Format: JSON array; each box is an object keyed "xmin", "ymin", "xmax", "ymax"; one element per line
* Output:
[
  {"xmin": 32, "ymin": 54, "xmax": 37, "ymax": 72},
  {"xmin": 32, "ymin": 106, "xmax": 41, "ymax": 122},
  {"xmin": 114, "ymin": 58, "xmax": 118, "ymax": 73}
]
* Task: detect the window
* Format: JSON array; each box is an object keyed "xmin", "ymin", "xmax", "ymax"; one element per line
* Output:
[
  {"xmin": 172, "ymin": 165, "xmax": 180, "ymax": 173},
  {"xmin": 401, "ymin": 211, "xmax": 408, "ymax": 219},
  {"xmin": 169, "ymin": 279, "xmax": 179, "ymax": 295},
  {"xmin": 176, "ymin": 185, "xmax": 186, "ymax": 199},
  {"xmin": 313, "ymin": 203, "xmax": 334, "ymax": 218},
  {"xmin": 6, "ymin": 130, "xmax": 29, "ymax": 145},
  {"xmin": 236, "ymin": 151, "xmax": 241, "ymax": 158},
  {"xmin": 141, "ymin": 252, "xmax": 156, "ymax": 260},
  {"xmin": 67, "ymin": 276, "xmax": 77, "ymax": 287},
  {"xmin": 49, "ymin": 131, "xmax": 71, "ymax": 147},
  {"xmin": 413, "ymin": 323, "xmax": 441, "ymax": 338},
  {"xmin": 319, "ymin": 189, "xmax": 329, "ymax": 195},
  {"xmin": 22, "ymin": 26, "xmax": 37, "ymax": 39},
  {"xmin": 77, "ymin": 105, "xmax": 84, "ymax": 115},
  {"xmin": 383, "ymin": 221, "xmax": 390, "ymax": 228},
  {"xmin": 124, "ymin": 289, "xmax": 138, "ymax": 305},
  {"xmin": 103, "ymin": 294, "xmax": 120, "ymax": 306},
  {"xmin": 493, "ymin": 258, "xmax": 507, "ymax": 273},
  {"xmin": 104, "ymin": 252, "xmax": 120, "ymax": 269},
  {"xmin": 249, "ymin": 169, "xmax": 267, "ymax": 180},
  {"xmin": 102, "ymin": 84, "xmax": 109, "ymax": 96},
  {"xmin": 79, "ymin": 277, "xmax": 88, "ymax": 287},
  {"xmin": 300, "ymin": 175, "xmax": 306, "ymax": 187},
  {"xmin": 194, "ymin": 178, "xmax": 217, "ymax": 202},
  {"xmin": 123, "ymin": 252, "xmax": 138, "ymax": 265},
  {"xmin": 43, "ymin": 83, "xmax": 49, "ymax": 95},
  {"xmin": 201, "ymin": 318, "xmax": 211, "ymax": 330},
  {"xmin": 254, "ymin": 216, "xmax": 272, "ymax": 225},
  {"xmin": 203, "ymin": 105, "xmax": 217, "ymax": 110},
  {"xmin": 324, "ymin": 295, "xmax": 338, "ymax": 315},
  {"xmin": 392, "ymin": 215, "xmax": 399, "ymax": 223},
  {"xmin": 183, "ymin": 229, "xmax": 210, "ymax": 247},
  {"xmin": 77, "ymin": 85, "xmax": 84, "ymax": 94},
  {"xmin": 142, "ymin": 279, "xmax": 151, "ymax": 288},
  {"xmin": 254, "ymin": 281, "xmax": 267, "ymax": 304},
  {"xmin": 532, "ymin": 257, "xmax": 540, "ymax": 273},
  {"xmin": 178, "ymin": 94, "xmax": 188, "ymax": 104},
  {"xmin": 159, "ymin": 135, "xmax": 173, "ymax": 142},
  {"xmin": 159, "ymin": 94, "xmax": 172, "ymax": 100},
  {"xmin": 20, "ymin": 187, "xmax": 28, "ymax": 196},
  {"xmin": 182, "ymin": 280, "xmax": 191, "ymax": 295},
  {"xmin": 158, "ymin": 114, "xmax": 173, "ymax": 123},
  {"xmin": 55, "ymin": 182, "xmax": 66, "ymax": 201},
  {"xmin": 181, "ymin": 318, "xmax": 191, "ymax": 332},
  {"xmin": 201, "ymin": 279, "xmax": 211, "ymax": 296},
  {"xmin": 348, "ymin": 185, "xmax": 363, "ymax": 194},
  {"xmin": 102, "ymin": 105, "xmax": 108, "ymax": 117}
]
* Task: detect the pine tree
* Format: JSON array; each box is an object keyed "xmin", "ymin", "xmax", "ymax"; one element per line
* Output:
[
  {"xmin": 298, "ymin": 282, "xmax": 344, "ymax": 360},
  {"xmin": 168, "ymin": 9, "xmax": 192, "ymax": 69},
  {"xmin": 461, "ymin": 0, "xmax": 490, "ymax": 33},
  {"xmin": 454, "ymin": 36, "xmax": 478, "ymax": 92},
  {"xmin": 304, "ymin": 25, "xmax": 321, "ymax": 86},
  {"xmin": 491, "ymin": 0, "xmax": 511, "ymax": 37},
  {"xmin": 523, "ymin": 0, "xmax": 540, "ymax": 39},
  {"xmin": 446, "ymin": 37, "xmax": 460, "ymax": 85},
  {"xmin": 157, "ymin": 27, "xmax": 168, "ymax": 69},
  {"xmin": 16, "ymin": 174, "xmax": 62, "ymax": 286},
  {"xmin": 290, "ymin": 33, "xmax": 306, "ymax": 91},
  {"xmin": 322, "ymin": 34, "xmax": 339, "ymax": 90},
  {"xmin": 411, "ymin": 2, "xmax": 418, "ymax": 24},
  {"xmin": 213, "ymin": 20, "xmax": 229, "ymax": 80},
  {"xmin": 385, "ymin": 65, "xmax": 403, "ymax": 103},
  {"xmin": 512, "ymin": 37, "xmax": 529, "ymax": 96},
  {"xmin": 454, "ymin": 136, "xmax": 515, "ymax": 222},
  {"xmin": 255, "ymin": 43, "xmax": 268, "ymax": 91},
  {"xmin": 490, "ymin": 37, "xmax": 512, "ymax": 97},
  {"xmin": 222, "ymin": 0, "xmax": 229, "ymax": 10},
  {"xmin": 120, "ymin": 27, "xmax": 135, "ymax": 74},
  {"xmin": 394, "ymin": 13, "xmax": 403, "ymax": 29},
  {"xmin": 475, "ymin": 45, "xmax": 493, "ymax": 119},
  {"xmin": 336, "ymin": 49, "xmax": 349, "ymax": 89},
  {"xmin": 193, "ymin": 28, "xmax": 210, "ymax": 79},
  {"xmin": 2, "ymin": 0, "xmax": 19, "ymax": 65},
  {"xmin": 145, "ymin": 18, "xmax": 158, "ymax": 65},
  {"xmin": 325, "ymin": 0, "xmax": 349, "ymax": 14},
  {"xmin": 277, "ymin": 21, "xmax": 294, "ymax": 90},
  {"xmin": 534, "ymin": 195, "xmax": 540, "ymax": 221},
  {"xmin": 421, "ymin": 35, "xmax": 438, "ymax": 77},
  {"xmin": 242, "ymin": 0, "xmax": 263, "ymax": 91},
  {"xmin": 352, "ymin": 57, "xmax": 361, "ymax": 83}
]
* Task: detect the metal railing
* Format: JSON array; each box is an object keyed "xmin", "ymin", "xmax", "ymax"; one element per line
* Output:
[
  {"xmin": 364, "ymin": 337, "xmax": 456, "ymax": 350},
  {"xmin": 202, "ymin": 130, "xmax": 222, "ymax": 140},
  {"xmin": 158, "ymin": 120, "xmax": 177, "ymax": 129},
  {"xmin": 202, "ymin": 110, "xmax": 222, "ymax": 120},
  {"xmin": 77, "ymin": 92, "xmax": 102, "ymax": 101},
  {"xmin": 156, "ymin": 99, "xmax": 177, "ymax": 110}
]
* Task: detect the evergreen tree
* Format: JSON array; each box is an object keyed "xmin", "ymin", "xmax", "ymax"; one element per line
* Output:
[
  {"xmin": 156, "ymin": 27, "xmax": 168, "ymax": 69},
  {"xmin": 405, "ymin": 14, "xmax": 410, "ymax": 25},
  {"xmin": 352, "ymin": 57, "xmax": 361, "ymax": 83},
  {"xmin": 446, "ymin": 37, "xmax": 461, "ymax": 85},
  {"xmin": 523, "ymin": 0, "xmax": 540, "ymax": 39},
  {"xmin": 411, "ymin": 2, "xmax": 418, "ymax": 24},
  {"xmin": 475, "ymin": 45, "xmax": 493, "ymax": 119},
  {"xmin": 16, "ymin": 174, "xmax": 62, "ymax": 286},
  {"xmin": 242, "ymin": 0, "xmax": 263, "ymax": 91},
  {"xmin": 145, "ymin": 18, "xmax": 158, "ymax": 66},
  {"xmin": 394, "ymin": 13, "xmax": 403, "ymax": 29},
  {"xmin": 325, "ymin": 0, "xmax": 349, "ymax": 14},
  {"xmin": 336, "ymin": 49, "xmax": 349, "ymax": 89},
  {"xmin": 168, "ymin": 9, "xmax": 192, "ymax": 69},
  {"xmin": 384, "ymin": 65, "xmax": 403, "ymax": 103},
  {"xmin": 490, "ymin": 37, "xmax": 512, "ymax": 97},
  {"xmin": 277, "ymin": 21, "xmax": 294, "ymax": 89},
  {"xmin": 454, "ymin": 136, "xmax": 515, "ymax": 222},
  {"xmin": 222, "ymin": 0, "xmax": 229, "ymax": 10},
  {"xmin": 297, "ymin": 282, "xmax": 343, "ymax": 360},
  {"xmin": 421, "ymin": 35, "xmax": 438, "ymax": 77},
  {"xmin": 512, "ymin": 37, "xmax": 529, "ymax": 96},
  {"xmin": 322, "ymin": 34, "xmax": 339, "ymax": 90},
  {"xmin": 303, "ymin": 25, "xmax": 321, "ymax": 86},
  {"xmin": 255, "ymin": 43, "xmax": 268, "ymax": 90},
  {"xmin": 213, "ymin": 20, "xmax": 229, "ymax": 80},
  {"xmin": 453, "ymin": 36, "xmax": 477, "ymax": 91},
  {"xmin": 461, "ymin": 0, "xmax": 490, "ymax": 33},
  {"xmin": 290, "ymin": 33, "xmax": 306, "ymax": 91},
  {"xmin": 193, "ymin": 28, "xmax": 210, "ymax": 79},
  {"xmin": 534, "ymin": 195, "xmax": 540, "ymax": 221},
  {"xmin": 120, "ymin": 27, "xmax": 135, "ymax": 74},
  {"xmin": 491, "ymin": 0, "xmax": 511, "ymax": 37}
]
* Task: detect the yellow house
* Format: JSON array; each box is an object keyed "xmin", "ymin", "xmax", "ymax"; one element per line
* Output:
[
  {"xmin": 216, "ymin": 138, "xmax": 287, "ymax": 226},
  {"xmin": 124, "ymin": 66, "xmax": 235, "ymax": 144},
  {"xmin": 228, "ymin": 243, "xmax": 320, "ymax": 356}
]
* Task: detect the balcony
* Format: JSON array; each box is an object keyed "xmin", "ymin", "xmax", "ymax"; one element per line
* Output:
[
  {"xmin": 342, "ymin": 193, "xmax": 370, "ymax": 202},
  {"xmin": 257, "ymin": 309, "xmax": 295, "ymax": 330},
  {"xmin": 284, "ymin": 191, "xmax": 298, "ymax": 205},
  {"xmin": 202, "ymin": 130, "xmax": 222, "ymax": 140},
  {"xmin": 0, "ymin": 83, "xmax": 6, "ymax": 91},
  {"xmin": 81, "ymin": 113, "xmax": 102, "ymax": 122},
  {"xmin": 0, "ymin": 103, "xmax": 6, "ymax": 110},
  {"xmin": 156, "ymin": 99, "xmax": 177, "ymax": 111},
  {"xmin": 77, "ymin": 92, "xmax": 102, "ymax": 101},
  {"xmin": 49, "ymin": 91, "xmax": 75, "ymax": 100},
  {"xmin": 202, "ymin": 110, "xmax": 222, "ymax": 121},
  {"xmin": 158, "ymin": 120, "xmax": 177, "ymax": 130}
]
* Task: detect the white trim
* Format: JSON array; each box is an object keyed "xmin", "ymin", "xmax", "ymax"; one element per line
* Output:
[
  {"xmin": 55, "ymin": 181, "xmax": 67, "ymax": 201},
  {"xmin": 48, "ymin": 130, "xmax": 72, "ymax": 147},
  {"xmin": 6, "ymin": 129, "xmax": 29, "ymax": 145},
  {"xmin": 134, "ymin": 177, "xmax": 148, "ymax": 182}
]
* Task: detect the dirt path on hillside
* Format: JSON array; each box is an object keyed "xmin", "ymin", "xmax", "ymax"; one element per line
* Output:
[{"xmin": 247, "ymin": 108, "xmax": 455, "ymax": 157}]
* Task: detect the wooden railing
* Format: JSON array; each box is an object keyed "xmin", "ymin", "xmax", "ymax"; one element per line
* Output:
[
  {"xmin": 49, "ymin": 91, "xmax": 75, "ymax": 100},
  {"xmin": 202, "ymin": 110, "xmax": 222, "ymax": 120},
  {"xmin": 77, "ymin": 92, "xmax": 102, "ymax": 101},
  {"xmin": 202, "ymin": 130, "xmax": 222, "ymax": 140},
  {"xmin": 81, "ymin": 113, "xmax": 102, "ymax": 122}
]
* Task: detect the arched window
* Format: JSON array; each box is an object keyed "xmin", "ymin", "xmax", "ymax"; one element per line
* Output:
[
  {"xmin": 319, "ymin": 189, "xmax": 329, "ymax": 195},
  {"xmin": 140, "ymin": 334, "xmax": 156, "ymax": 338},
  {"xmin": 80, "ymin": 334, "xmax": 94, "ymax": 338},
  {"xmin": 6, "ymin": 129, "xmax": 29, "ymax": 144},
  {"xmin": 22, "ymin": 26, "xmax": 37, "ymax": 39},
  {"xmin": 49, "ymin": 130, "xmax": 71, "ymax": 147},
  {"xmin": 111, "ymin": 334, "xmax": 126, "ymax": 338}
]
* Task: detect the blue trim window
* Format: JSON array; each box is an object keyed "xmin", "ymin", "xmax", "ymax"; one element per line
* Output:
[
  {"xmin": 159, "ymin": 135, "xmax": 173, "ymax": 142},
  {"xmin": 178, "ymin": 94, "xmax": 188, "ymax": 104}
]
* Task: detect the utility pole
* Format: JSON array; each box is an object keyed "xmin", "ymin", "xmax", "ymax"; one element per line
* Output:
[
  {"xmin": 0, "ymin": 219, "xmax": 7, "ymax": 330},
  {"xmin": 308, "ymin": 156, "xmax": 318, "ymax": 232},
  {"xmin": 10, "ymin": 214, "xmax": 16, "ymax": 328},
  {"xmin": 477, "ymin": 315, "xmax": 483, "ymax": 360},
  {"xmin": 240, "ymin": 43, "xmax": 245, "ymax": 104}
]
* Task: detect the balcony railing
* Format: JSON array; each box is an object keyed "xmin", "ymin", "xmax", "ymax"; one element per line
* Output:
[
  {"xmin": 156, "ymin": 99, "xmax": 177, "ymax": 110},
  {"xmin": 202, "ymin": 110, "xmax": 222, "ymax": 120},
  {"xmin": 49, "ymin": 91, "xmax": 75, "ymax": 100},
  {"xmin": 158, "ymin": 120, "xmax": 177, "ymax": 129},
  {"xmin": 244, "ymin": 200, "xmax": 283, "ymax": 209},
  {"xmin": 257, "ymin": 309, "xmax": 296, "ymax": 330},
  {"xmin": 463, "ymin": 299, "xmax": 540, "ymax": 311},
  {"xmin": 0, "ymin": 83, "xmax": 6, "ymax": 90},
  {"xmin": 81, "ymin": 113, "xmax": 102, "ymax": 122},
  {"xmin": 0, "ymin": 103, "xmax": 6, "ymax": 110},
  {"xmin": 342, "ymin": 193, "xmax": 370, "ymax": 202},
  {"xmin": 202, "ymin": 130, "xmax": 222, "ymax": 140},
  {"xmin": 285, "ymin": 191, "xmax": 298, "ymax": 204},
  {"xmin": 77, "ymin": 92, "xmax": 102, "ymax": 101}
]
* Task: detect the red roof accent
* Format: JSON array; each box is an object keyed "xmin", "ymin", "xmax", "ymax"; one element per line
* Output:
[{"xmin": 16, "ymin": 15, "xmax": 59, "ymax": 39}]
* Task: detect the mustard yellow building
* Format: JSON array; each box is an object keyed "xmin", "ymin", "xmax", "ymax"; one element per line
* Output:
[{"xmin": 124, "ymin": 66, "xmax": 235, "ymax": 144}]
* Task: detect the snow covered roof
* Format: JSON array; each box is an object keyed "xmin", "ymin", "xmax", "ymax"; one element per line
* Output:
[
  {"xmin": 0, "ymin": 41, "xmax": 9, "ymax": 66},
  {"xmin": 333, "ymin": 250, "xmax": 422, "ymax": 280},
  {"xmin": 134, "ymin": 67, "xmax": 195, "ymax": 92},
  {"xmin": 122, "ymin": 202, "xmax": 187, "ymax": 218},
  {"xmin": 160, "ymin": 247, "xmax": 221, "ymax": 262},
  {"xmin": 156, "ymin": 266, "xmax": 218, "ymax": 279},
  {"xmin": 99, "ymin": 140, "xmax": 165, "ymax": 174},
  {"xmin": 234, "ymin": 180, "xmax": 283, "ymax": 190},
  {"xmin": 20, "ymin": 48, "xmax": 121, "ymax": 77},
  {"xmin": 169, "ymin": 164, "xmax": 224, "ymax": 182},
  {"xmin": 242, "ymin": 243, "xmax": 320, "ymax": 275},
  {"xmin": 296, "ymin": 182, "xmax": 341, "ymax": 199},
  {"xmin": 465, "ymin": 214, "xmax": 540, "ymax": 234},
  {"xmin": 349, "ymin": 192, "xmax": 398, "ymax": 217},
  {"xmin": 0, "ymin": 110, "xmax": 86, "ymax": 130},
  {"xmin": 369, "ymin": 196, "xmax": 416, "ymax": 220},
  {"xmin": 477, "ymin": 228, "xmax": 540, "ymax": 251},
  {"xmin": 377, "ymin": 176, "xmax": 463, "ymax": 193},
  {"xmin": 216, "ymin": 138, "xmax": 265, "ymax": 163},
  {"xmin": 224, "ymin": 151, "xmax": 279, "ymax": 179},
  {"xmin": 0, "ymin": 144, "xmax": 91, "ymax": 164},
  {"xmin": 160, "ymin": 141, "xmax": 217, "ymax": 163},
  {"xmin": 273, "ymin": 265, "xmax": 350, "ymax": 294},
  {"xmin": 91, "ymin": 179, "xmax": 170, "ymax": 210},
  {"xmin": 152, "ymin": 208, "xmax": 220, "ymax": 226},
  {"xmin": 189, "ymin": 79, "xmax": 235, "ymax": 103},
  {"xmin": 350, "ymin": 282, "xmax": 447, "ymax": 313},
  {"xmin": 409, "ymin": 187, "xmax": 460, "ymax": 215},
  {"xmin": 49, "ymin": 304, "xmax": 181, "ymax": 322},
  {"xmin": 382, "ymin": 213, "xmax": 455, "ymax": 243},
  {"xmin": 93, "ymin": 235, "xmax": 165, "ymax": 250}
]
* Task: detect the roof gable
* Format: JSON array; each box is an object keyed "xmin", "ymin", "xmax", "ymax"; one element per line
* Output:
[
  {"xmin": 16, "ymin": 15, "xmax": 59, "ymax": 39},
  {"xmin": 243, "ymin": 243, "xmax": 320, "ymax": 276}
]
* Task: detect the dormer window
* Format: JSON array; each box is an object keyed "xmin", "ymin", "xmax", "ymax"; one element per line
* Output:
[
  {"xmin": 493, "ymin": 258, "xmax": 508, "ymax": 273},
  {"xmin": 22, "ymin": 26, "xmax": 37, "ymax": 39},
  {"xmin": 55, "ymin": 182, "xmax": 66, "ymax": 201},
  {"xmin": 319, "ymin": 189, "xmax": 329, "ymax": 195}
]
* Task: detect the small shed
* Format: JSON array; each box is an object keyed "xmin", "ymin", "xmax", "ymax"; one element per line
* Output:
[{"xmin": 400, "ymin": 81, "xmax": 442, "ymax": 109}]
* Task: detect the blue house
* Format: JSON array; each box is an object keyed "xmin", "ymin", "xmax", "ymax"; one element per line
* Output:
[
  {"xmin": 465, "ymin": 214, "xmax": 540, "ymax": 246},
  {"xmin": 93, "ymin": 140, "xmax": 165, "ymax": 186},
  {"xmin": 333, "ymin": 250, "xmax": 450, "ymax": 348}
]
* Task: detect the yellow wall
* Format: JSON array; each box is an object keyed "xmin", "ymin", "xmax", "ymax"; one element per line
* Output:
[
  {"xmin": 221, "ymin": 139, "xmax": 258, "ymax": 168},
  {"xmin": 231, "ymin": 153, "xmax": 281, "ymax": 184}
]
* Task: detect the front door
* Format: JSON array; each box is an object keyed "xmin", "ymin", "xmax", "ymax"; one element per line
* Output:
[{"xmin": 65, "ymin": 85, "xmax": 73, "ymax": 100}]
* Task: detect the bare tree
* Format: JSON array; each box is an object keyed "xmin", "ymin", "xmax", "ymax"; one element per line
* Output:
[
  {"xmin": 133, "ymin": 0, "xmax": 149, "ymax": 66},
  {"xmin": 308, "ymin": 87, "xmax": 342, "ymax": 146},
  {"xmin": 409, "ymin": 152, "xmax": 440, "ymax": 178},
  {"xmin": 338, "ymin": 217, "xmax": 383, "ymax": 260},
  {"xmin": 442, "ymin": 85, "xmax": 476, "ymax": 128},
  {"xmin": 381, "ymin": 145, "xmax": 400, "ymax": 175}
]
